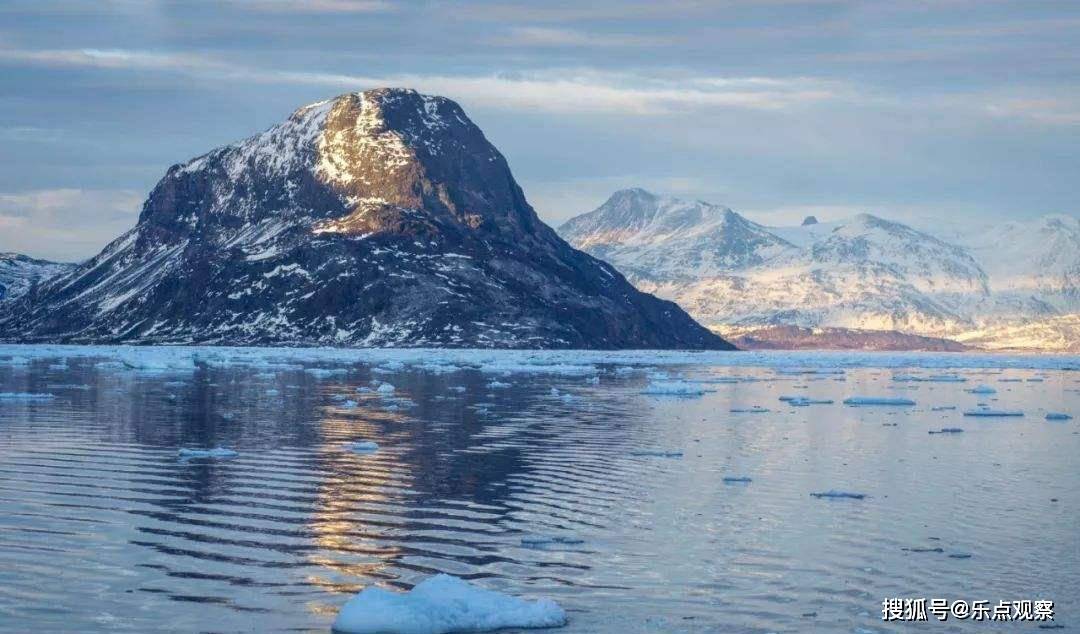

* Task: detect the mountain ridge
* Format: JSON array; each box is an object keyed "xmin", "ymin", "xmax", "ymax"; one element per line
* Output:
[
  {"xmin": 559, "ymin": 188, "xmax": 1078, "ymax": 352},
  {"xmin": 0, "ymin": 91, "xmax": 731, "ymax": 350}
]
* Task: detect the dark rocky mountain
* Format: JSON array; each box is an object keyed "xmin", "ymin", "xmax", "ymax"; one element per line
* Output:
[
  {"xmin": 0, "ymin": 89, "xmax": 731, "ymax": 350},
  {"xmin": 0, "ymin": 253, "xmax": 74, "ymax": 303}
]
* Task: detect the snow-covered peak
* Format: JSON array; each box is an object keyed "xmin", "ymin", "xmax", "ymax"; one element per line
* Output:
[{"xmin": 558, "ymin": 189, "xmax": 796, "ymax": 279}]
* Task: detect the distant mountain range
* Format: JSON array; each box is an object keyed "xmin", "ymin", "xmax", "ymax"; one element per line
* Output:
[
  {"xmin": 560, "ymin": 188, "xmax": 1079, "ymax": 352},
  {"xmin": 0, "ymin": 254, "xmax": 74, "ymax": 302},
  {"xmin": 0, "ymin": 91, "xmax": 729, "ymax": 350}
]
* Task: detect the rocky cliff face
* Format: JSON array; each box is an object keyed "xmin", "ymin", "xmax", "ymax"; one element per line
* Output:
[
  {"xmin": 0, "ymin": 254, "xmax": 73, "ymax": 303},
  {"xmin": 0, "ymin": 90, "xmax": 731, "ymax": 350}
]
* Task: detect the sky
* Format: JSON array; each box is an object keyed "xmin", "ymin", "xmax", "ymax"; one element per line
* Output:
[{"xmin": 1, "ymin": 0, "xmax": 1079, "ymax": 261}]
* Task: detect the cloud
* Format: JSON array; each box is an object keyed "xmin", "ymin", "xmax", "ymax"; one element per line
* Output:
[
  {"xmin": 0, "ymin": 47, "xmax": 845, "ymax": 115},
  {"xmin": 488, "ymin": 26, "xmax": 677, "ymax": 48},
  {"xmin": 984, "ymin": 97, "xmax": 1080, "ymax": 125},
  {"xmin": 0, "ymin": 189, "xmax": 143, "ymax": 261}
]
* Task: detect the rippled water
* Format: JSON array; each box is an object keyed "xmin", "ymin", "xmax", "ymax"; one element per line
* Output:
[{"xmin": 0, "ymin": 346, "xmax": 1077, "ymax": 633}]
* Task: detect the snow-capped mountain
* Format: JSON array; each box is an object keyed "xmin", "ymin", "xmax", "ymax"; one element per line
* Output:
[
  {"xmin": 559, "ymin": 189, "xmax": 1079, "ymax": 351},
  {"xmin": 0, "ymin": 91, "xmax": 730, "ymax": 350},
  {"xmin": 0, "ymin": 254, "xmax": 73, "ymax": 302}
]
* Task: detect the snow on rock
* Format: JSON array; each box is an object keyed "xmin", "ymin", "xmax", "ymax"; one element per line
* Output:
[
  {"xmin": 559, "ymin": 190, "xmax": 1080, "ymax": 352},
  {"xmin": 331, "ymin": 573, "xmax": 567, "ymax": 634}
]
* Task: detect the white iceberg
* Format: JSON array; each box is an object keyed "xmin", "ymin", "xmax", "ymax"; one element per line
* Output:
[
  {"xmin": 843, "ymin": 397, "xmax": 915, "ymax": 406},
  {"xmin": 178, "ymin": 447, "xmax": 238, "ymax": 459},
  {"xmin": 377, "ymin": 383, "xmax": 396, "ymax": 395},
  {"xmin": 332, "ymin": 574, "xmax": 566, "ymax": 634}
]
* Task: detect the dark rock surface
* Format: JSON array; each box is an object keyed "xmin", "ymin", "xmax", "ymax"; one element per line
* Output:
[{"xmin": 0, "ymin": 89, "xmax": 732, "ymax": 350}]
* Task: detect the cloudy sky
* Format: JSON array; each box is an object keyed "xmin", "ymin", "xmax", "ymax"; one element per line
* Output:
[{"xmin": 1, "ymin": 0, "xmax": 1078, "ymax": 260}]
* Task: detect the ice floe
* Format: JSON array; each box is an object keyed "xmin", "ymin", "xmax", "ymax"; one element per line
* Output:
[
  {"xmin": 639, "ymin": 380, "xmax": 706, "ymax": 396},
  {"xmin": 779, "ymin": 396, "xmax": 833, "ymax": 406},
  {"xmin": 928, "ymin": 428, "xmax": 964, "ymax": 434},
  {"xmin": 963, "ymin": 408, "xmax": 1023, "ymax": 417},
  {"xmin": 0, "ymin": 392, "xmax": 55, "ymax": 401},
  {"xmin": 843, "ymin": 397, "xmax": 916, "ymax": 406},
  {"xmin": 347, "ymin": 440, "xmax": 380, "ymax": 453},
  {"xmin": 810, "ymin": 490, "xmax": 866, "ymax": 500},
  {"xmin": 730, "ymin": 407, "xmax": 769, "ymax": 413},
  {"xmin": 1045, "ymin": 412, "xmax": 1072, "ymax": 421},
  {"xmin": 966, "ymin": 385, "xmax": 997, "ymax": 394},
  {"xmin": 332, "ymin": 573, "xmax": 567, "ymax": 634},
  {"xmin": 722, "ymin": 476, "xmax": 753, "ymax": 483}
]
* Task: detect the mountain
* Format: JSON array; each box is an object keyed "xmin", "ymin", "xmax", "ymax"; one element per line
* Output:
[
  {"xmin": 0, "ymin": 254, "xmax": 74, "ymax": 302},
  {"xmin": 559, "ymin": 189, "xmax": 1078, "ymax": 351},
  {"xmin": 0, "ymin": 90, "xmax": 730, "ymax": 350},
  {"xmin": 559, "ymin": 188, "xmax": 794, "ymax": 281}
]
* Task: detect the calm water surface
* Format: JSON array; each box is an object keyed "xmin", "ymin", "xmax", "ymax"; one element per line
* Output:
[{"xmin": 0, "ymin": 346, "xmax": 1077, "ymax": 633}]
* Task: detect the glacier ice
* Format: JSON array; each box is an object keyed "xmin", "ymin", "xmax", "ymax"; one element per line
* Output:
[{"xmin": 332, "ymin": 574, "xmax": 567, "ymax": 634}]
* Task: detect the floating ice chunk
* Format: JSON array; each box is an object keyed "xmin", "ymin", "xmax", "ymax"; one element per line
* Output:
[
  {"xmin": 966, "ymin": 385, "xmax": 997, "ymax": 394},
  {"xmin": 342, "ymin": 400, "xmax": 358, "ymax": 409},
  {"xmin": 963, "ymin": 408, "xmax": 1023, "ymax": 417},
  {"xmin": 1045, "ymin": 413, "xmax": 1072, "ymax": 421},
  {"xmin": 730, "ymin": 407, "xmax": 769, "ymax": 413},
  {"xmin": 178, "ymin": 447, "xmax": 238, "ymax": 459},
  {"xmin": 377, "ymin": 383, "xmax": 396, "ymax": 395},
  {"xmin": 948, "ymin": 552, "xmax": 973, "ymax": 559},
  {"xmin": 780, "ymin": 396, "xmax": 833, "ymax": 406},
  {"xmin": 448, "ymin": 386, "xmax": 466, "ymax": 393},
  {"xmin": 810, "ymin": 490, "xmax": 866, "ymax": 500},
  {"xmin": 931, "ymin": 406, "xmax": 957, "ymax": 411},
  {"xmin": 892, "ymin": 374, "xmax": 966, "ymax": 383},
  {"xmin": 843, "ymin": 397, "xmax": 915, "ymax": 406},
  {"xmin": 586, "ymin": 376, "xmax": 599, "ymax": 385},
  {"xmin": 266, "ymin": 389, "xmax": 280, "ymax": 396},
  {"xmin": 347, "ymin": 440, "xmax": 380, "ymax": 453},
  {"xmin": 776, "ymin": 368, "xmax": 845, "ymax": 375},
  {"xmin": 332, "ymin": 573, "xmax": 567, "ymax": 634},
  {"xmin": 629, "ymin": 450, "xmax": 683, "ymax": 458},
  {"xmin": 0, "ymin": 392, "xmax": 55, "ymax": 401},
  {"xmin": 722, "ymin": 476, "xmax": 752, "ymax": 483},
  {"xmin": 640, "ymin": 380, "xmax": 706, "ymax": 396},
  {"xmin": 928, "ymin": 428, "xmax": 964, "ymax": 434},
  {"xmin": 307, "ymin": 368, "xmax": 347, "ymax": 379},
  {"xmin": 486, "ymin": 380, "xmax": 511, "ymax": 389}
]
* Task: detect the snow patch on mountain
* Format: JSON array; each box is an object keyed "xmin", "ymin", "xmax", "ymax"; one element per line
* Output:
[{"xmin": 559, "ymin": 189, "xmax": 1078, "ymax": 351}]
